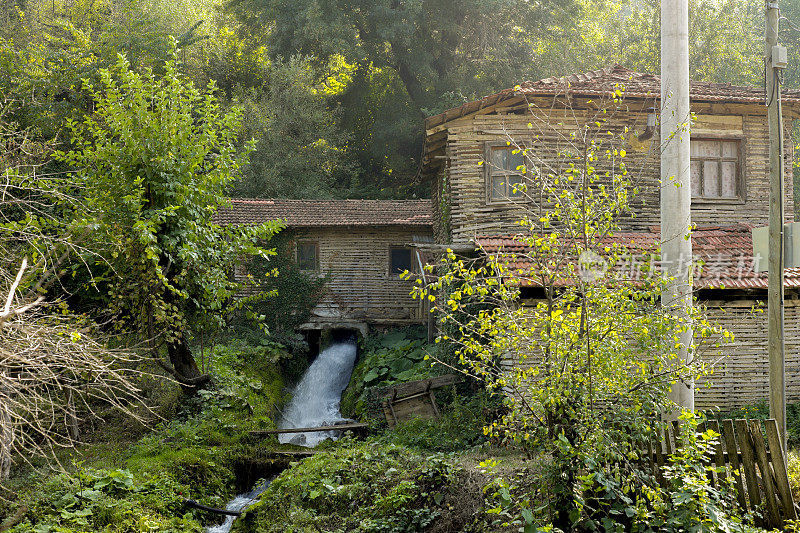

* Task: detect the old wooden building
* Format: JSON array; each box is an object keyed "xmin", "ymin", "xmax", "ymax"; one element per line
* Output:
[
  {"xmin": 420, "ymin": 65, "xmax": 800, "ymax": 409},
  {"xmin": 215, "ymin": 199, "xmax": 433, "ymax": 332}
]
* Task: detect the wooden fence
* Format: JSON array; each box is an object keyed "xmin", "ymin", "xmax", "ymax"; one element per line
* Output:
[{"xmin": 646, "ymin": 418, "xmax": 796, "ymax": 529}]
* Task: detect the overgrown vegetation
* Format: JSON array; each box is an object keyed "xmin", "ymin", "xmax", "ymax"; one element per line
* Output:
[
  {"xmin": 55, "ymin": 51, "xmax": 282, "ymax": 388},
  {"xmin": 233, "ymin": 441, "xmax": 482, "ymax": 533},
  {"xmin": 2, "ymin": 0, "xmax": 800, "ymax": 531},
  {"xmin": 2, "ymin": 340, "xmax": 288, "ymax": 532},
  {"xmin": 341, "ymin": 327, "xmax": 440, "ymax": 420},
  {"xmin": 407, "ymin": 90, "xmax": 750, "ymax": 530},
  {"xmin": 228, "ymin": 232, "xmax": 329, "ymax": 351}
]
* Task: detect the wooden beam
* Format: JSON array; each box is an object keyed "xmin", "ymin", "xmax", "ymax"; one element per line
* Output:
[
  {"xmin": 381, "ymin": 374, "xmax": 463, "ymax": 400},
  {"xmin": 249, "ymin": 422, "xmax": 368, "ymax": 436}
]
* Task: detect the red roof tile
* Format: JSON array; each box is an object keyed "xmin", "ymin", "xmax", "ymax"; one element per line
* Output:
[
  {"xmin": 425, "ymin": 65, "xmax": 800, "ymax": 131},
  {"xmin": 214, "ymin": 198, "xmax": 432, "ymax": 227},
  {"xmin": 474, "ymin": 225, "xmax": 800, "ymax": 290}
]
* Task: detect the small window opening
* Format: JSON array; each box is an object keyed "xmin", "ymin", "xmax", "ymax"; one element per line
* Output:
[
  {"xmin": 390, "ymin": 247, "xmax": 413, "ymax": 275},
  {"xmin": 297, "ymin": 242, "xmax": 319, "ymax": 271},
  {"xmin": 487, "ymin": 145, "xmax": 529, "ymax": 202}
]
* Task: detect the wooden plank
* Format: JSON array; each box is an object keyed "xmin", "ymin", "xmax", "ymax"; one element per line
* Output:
[
  {"xmin": 646, "ymin": 432, "xmax": 655, "ymax": 478},
  {"xmin": 381, "ymin": 374, "xmax": 463, "ymax": 399},
  {"xmin": 249, "ymin": 422, "xmax": 368, "ymax": 436},
  {"xmin": 723, "ymin": 419, "xmax": 749, "ymax": 510},
  {"xmin": 664, "ymin": 420, "xmax": 674, "ymax": 456},
  {"xmin": 764, "ymin": 419, "xmax": 798, "ymax": 521},
  {"xmin": 749, "ymin": 419, "xmax": 782, "ymax": 528},
  {"xmin": 671, "ymin": 420, "xmax": 681, "ymax": 453},
  {"xmin": 267, "ymin": 450, "xmax": 318, "ymax": 457},
  {"xmin": 387, "ymin": 394, "xmax": 438, "ymax": 423},
  {"xmin": 735, "ymin": 419, "xmax": 762, "ymax": 513},
  {"xmin": 707, "ymin": 420, "xmax": 727, "ymax": 487},
  {"xmin": 381, "ymin": 400, "xmax": 397, "ymax": 428}
]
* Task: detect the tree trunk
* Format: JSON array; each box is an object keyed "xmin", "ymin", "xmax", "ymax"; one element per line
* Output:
[{"xmin": 167, "ymin": 339, "xmax": 211, "ymax": 394}]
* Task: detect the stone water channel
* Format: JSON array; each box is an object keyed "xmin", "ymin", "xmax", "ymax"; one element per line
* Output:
[{"xmin": 205, "ymin": 337, "xmax": 359, "ymax": 532}]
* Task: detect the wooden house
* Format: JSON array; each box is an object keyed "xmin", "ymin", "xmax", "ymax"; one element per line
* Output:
[
  {"xmin": 419, "ymin": 65, "xmax": 800, "ymax": 409},
  {"xmin": 215, "ymin": 199, "xmax": 433, "ymax": 333}
]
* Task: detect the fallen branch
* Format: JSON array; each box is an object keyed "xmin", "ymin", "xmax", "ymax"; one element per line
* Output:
[{"xmin": 183, "ymin": 499, "xmax": 241, "ymax": 517}]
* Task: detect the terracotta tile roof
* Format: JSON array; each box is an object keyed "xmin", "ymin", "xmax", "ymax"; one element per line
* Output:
[
  {"xmin": 214, "ymin": 198, "xmax": 432, "ymax": 227},
  {"xmin": 474, "ymin": 224, "xmax": 800, "ymax": 290},
  {"xmin": 425, "ymin": 65, "xmax": 800, "ymax": 131}
]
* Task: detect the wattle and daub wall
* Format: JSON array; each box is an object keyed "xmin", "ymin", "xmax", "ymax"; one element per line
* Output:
[
  {"xmin": 435, "ymin": 94, "xmax": 798, "ymax": 409},
  {"xmin": 438, "ymin": 97, "xmax": 795, "ymax": 244},
  {"xmin": 291, "ymin": 226, "xmax": 431, "ymax": 327}
]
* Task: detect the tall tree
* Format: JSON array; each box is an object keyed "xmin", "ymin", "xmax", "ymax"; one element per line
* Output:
[
  {"xmin": 228, "ymin": 0, "xmax": 582, "ymax": 189},
  {"xmin": 57, "ymin": 52, "xmax": 282, "ymax": 389},
  {"xmin": 231, "ymin": 56, "xmax": 350, "ymax": 199}
]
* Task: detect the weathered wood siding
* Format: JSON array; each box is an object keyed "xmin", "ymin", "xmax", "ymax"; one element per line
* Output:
[
  {"xmin": 696, "ymin": 298, "xmax": 800, "ymax": 409},
  {"xmin": 438, "ymin": 97, "xmax": 795, "ymax": 244},
  {"xmin": 500, "ymin": 296, "xmax": 800, "ymax": 411},
  {"xmin": 292, "ymin": 226, "xmax": 432, "ymax": 325}
]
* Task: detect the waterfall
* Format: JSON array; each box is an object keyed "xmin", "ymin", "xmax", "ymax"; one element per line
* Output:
[{"xmin": 278, "ymin": 338, "xmax": 358, "ymax": 447}]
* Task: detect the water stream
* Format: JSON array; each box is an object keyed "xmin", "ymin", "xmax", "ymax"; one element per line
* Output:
[
  {"xmin": 205, "ymin": 338, "xmax": 357, "ymax": 531},
  {"xmin": 205, "ymin": 479, "xmax": 271, "ymax": 533},
  {"xmin": 278, "ymin": 338, "xmax": 358, "ymax": 447}
]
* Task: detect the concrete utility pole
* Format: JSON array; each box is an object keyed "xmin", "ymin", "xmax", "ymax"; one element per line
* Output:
[
  {"xmin": 765, "ymin": 0, "xmax": 787, "ymax": 446},
  {"xmin": 661, "ymin": 0, "xmax": 694, "ymax": 411}
]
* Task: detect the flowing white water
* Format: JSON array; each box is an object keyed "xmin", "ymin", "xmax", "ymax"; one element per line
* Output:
[
  {"xmin": 206, "ymin": 479, "xmax": 271, "ymax": 533},
  {"xmin": 278, "ymin": 339, "xmax": 358, "ymax": 447}
]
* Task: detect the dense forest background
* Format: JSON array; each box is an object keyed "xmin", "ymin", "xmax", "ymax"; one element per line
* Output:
[{"xmin": 1, "ymin": 0, "xmax": 796, "ymax": 200}]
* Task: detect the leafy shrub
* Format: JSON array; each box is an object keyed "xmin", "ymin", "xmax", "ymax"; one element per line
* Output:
[
  {"xmin": 226, "ymin": 232, "xmax": 329, "ymax": 351},
  {"xmin": 383, "ymin": 391, "xmax": 497, "ymax": 452},
  {"xmin": 9, "ymin": 466, "xmax": 202, "ymax": 532},
  {"xmin": 233, "ymin": 441, "xmax": 462, "ymax": 533},
  {"xmin": 788, "ymin": 450, "xmax": 800, "ymax": 502}
]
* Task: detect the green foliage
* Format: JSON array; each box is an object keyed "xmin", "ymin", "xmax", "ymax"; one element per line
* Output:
[
  {"xmin": 55, "ymin": 50, "xmax": 282, "ymax": 380},
  {"xmin": 538, "ymin": 0, "xmax": 762, "ymax": 87},
  {"xmin": 2, "ymin": 338, "xmax": 290, "ymax": 532},
  {"xmin": 788, "ymin": 450, "xmax": 800, "ymax": 507},
  {"xmin": 231, "ymin": 56, "xmax": 351, "ymax": 199},
  {"xmin": 229, "ymin": 232, "xmax": 329, "ymax": 350},
  {"xmin": 233, "ymin": 441, "xmax": 458, "ymax": 533},
  {"xmin": 229, "ymin": 0, "xmax": 582, "ymax": 192},
  {"xmin": 409, "ymin": 92, "xmax": 740, "ymax": 529},
  {"xmin": 133, "ymin": 340, "xmax": 287, "ymax": 451},
  {"xmin": 640, "ymin": 413, "xmax": 755, "ymax": 532},
  {"xmin": 478, "ymin": 413, "xmax": 763, "ymax": 532},
  {"xmin": 382, "ymin": 392, "xmax": 498, "ymax": 453},
  {"xmin": 340, "ymin": 328, "xmax": 437, "ymax": 419},
  {"xmin": 9, "ymin": 466, "xmax": 202, "ymax": 532}
]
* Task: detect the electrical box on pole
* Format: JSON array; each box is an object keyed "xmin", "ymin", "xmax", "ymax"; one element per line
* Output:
[{"xmin": 753, "ymin": 222, "xmax": 800, "ymax": 271}]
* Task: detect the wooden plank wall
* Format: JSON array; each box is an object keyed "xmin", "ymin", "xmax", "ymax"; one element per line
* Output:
[
  {"xmin": 440, "ymin": 97, "xmax": 795, "ymax": 245},
  {"xmin": 499, "ymin": 297, "xmax": 800, "ymax": 411},
  {"xmin": 293, "ymin": 226, "xmax": 432, "ymax": 324},
  {"xmin": 696, "ymin": 299, "xmax": 800, "ymax": 410}
]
